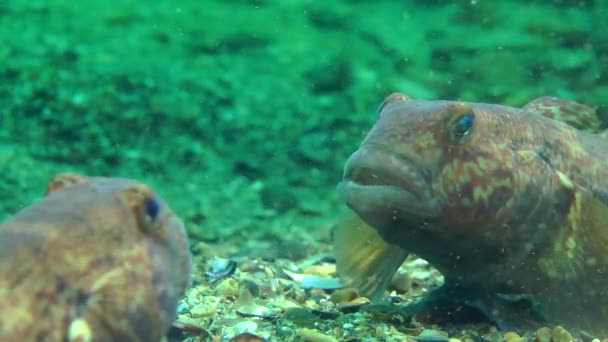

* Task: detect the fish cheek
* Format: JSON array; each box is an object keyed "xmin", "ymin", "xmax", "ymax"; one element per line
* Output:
[{"xmin": 439, "ymin": 169, "xmax": 515, "ymax": 232}]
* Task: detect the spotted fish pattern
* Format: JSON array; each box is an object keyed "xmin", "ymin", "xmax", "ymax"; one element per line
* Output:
[{"xmin": 334, "ymin": 93, "xmax": 608, "ymax": 337}]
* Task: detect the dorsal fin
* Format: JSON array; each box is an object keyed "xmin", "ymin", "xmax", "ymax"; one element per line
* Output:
[{"xmin": 522, "ymin": 96, "xmax": 602, "ymax": 133}]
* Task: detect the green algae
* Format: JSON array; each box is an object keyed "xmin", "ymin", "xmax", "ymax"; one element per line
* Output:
[{"xmin": 0, "ymin": 0, "xmax": 605, "ymax": 252}]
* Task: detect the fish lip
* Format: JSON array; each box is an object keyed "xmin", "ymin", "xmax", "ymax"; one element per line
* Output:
[
  {"xmin": 342, "ymin": 145, "xmax": 430, "ymax": 200},
  {"xmin": 338, "ymin": 146, "xmax": 440, "ymax": 223}
]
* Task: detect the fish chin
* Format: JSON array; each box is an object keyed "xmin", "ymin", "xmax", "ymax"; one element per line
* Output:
[{"xmin": 337, "ymin": 180, "xmax": 440, "ymax": 229}]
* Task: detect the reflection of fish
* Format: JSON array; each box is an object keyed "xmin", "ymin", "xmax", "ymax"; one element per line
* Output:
[
  {"xmin": 0, "ymin": 173, "xmax": 191, "ymax": 341},
  {"xmin": 334, "ymin": 93, "xmax": 608, "ymax": 336}
]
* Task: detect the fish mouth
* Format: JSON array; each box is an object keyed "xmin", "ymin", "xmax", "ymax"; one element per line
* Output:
[{"xmin": 338, "ymin": 146, "xmax": 440, "ymax": 229}]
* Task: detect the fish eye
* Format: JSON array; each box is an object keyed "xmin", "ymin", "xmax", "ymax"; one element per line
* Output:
[
  {"xmin": 452, "ymin": 112, "xmax": 475, "ymax": 141},
  {"xmin": 144, "ymin": 197, "xmax": 161, "ymax": 220}
]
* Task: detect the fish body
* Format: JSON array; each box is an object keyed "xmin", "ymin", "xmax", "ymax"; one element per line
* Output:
[
  {"xmin": 335, "ymin": 93, "xmax": 608, "ymax": 336},
  {"xmin": 0, "ymin": 173, "xmax": 192, "ymax": 341}
]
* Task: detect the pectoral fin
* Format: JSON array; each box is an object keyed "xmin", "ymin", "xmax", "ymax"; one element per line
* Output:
[
  {"xmin": 332, "ymin": 213, "xmax": 408, "ymax": 301},
  {"xmin": 536, "ymin": 170, "xmax": 608, "ymax": 337},
  {"xmin": 538, "ymin": 170, "xmax": 608, "ymax": 281}
]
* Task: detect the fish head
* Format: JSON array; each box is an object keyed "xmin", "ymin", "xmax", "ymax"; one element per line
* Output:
[
  {"xmin": 339, "ymin": 93, "xmax": 539, "ymax": 252},
  {"xmin": 45, "ymin": 174, "xmax": 193, "ymax": 321},
  {"xmin": 336, "ymin": 94, "xmax": 608, "ymax": 334}
]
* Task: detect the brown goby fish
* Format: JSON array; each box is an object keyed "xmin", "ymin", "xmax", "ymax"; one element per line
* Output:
[
  {"xmin": 334, "ymin": 93, "xmax": 608, "ymax": 337},
  {"xmin": 0, "ymin": 173, "xmax": 192, "ymax": 341}
]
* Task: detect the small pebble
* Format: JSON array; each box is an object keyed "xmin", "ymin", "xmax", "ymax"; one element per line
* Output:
[
  {"xmin": 176, "ymin": 303, "xmax": 188, "ymax": 314},
  {"xmin": 215, "ymin": 278, "xmax": 240, "ymax": 297},
  {"xmin": 390, "ymin": 270, "xmax": 412, "ymax": 293},
  {"xmin": 551, "ymin": 326, "xmax": 573, "ymax": 342},
  {"xmin": 205, "ymin": 257, "xmax": 237, "ymax": 283},
  {"xmin": 329, "ymin": 288, "xmax": 358, "ymax": 304},
  {"xmin": 535, "ymin": 327, "xmax": 552, "ymax": 342},
  {"xmin": 410, "ymin": 269, "xmax": 433, "ymax": 283},
  {"xmin": 415, "ymin": 329, "xmax": 449, "ymax": 342},
  {"xmin": 409, "ymin": 258, "xmax": 429, "ymax": 267},
  {"xmin": 298, "ymin": 328, "xmax": 338, "ymax": 342},
  {"xmin": 229, "ymin": 332, "xmax": 267, "ymax": 342},
  {"xmin": 504, "ymin": 332, "xmax": 524, "ymax": 342},
  {"xmin": 234, "ymin": 321, "xmax": 258, "ymax": 335},
  {"xmin": 189, "ymin": 306, "xmax": 216, "ymax": 318}
]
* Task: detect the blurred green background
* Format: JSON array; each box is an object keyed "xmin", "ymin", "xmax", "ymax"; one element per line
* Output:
[{"xmin": 0, "ymin": 0, "xmax": 606, "ymax": 258}]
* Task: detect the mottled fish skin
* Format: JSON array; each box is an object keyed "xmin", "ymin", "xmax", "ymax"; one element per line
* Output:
[
  {"xmin": 337, "ymin": 93, "xmax": 608, "ymax": 336},
  {"xmin": 0, "ymin": 173, "xmax": 192, "ymax": 341},
  {"xmin": 522, "ymin": 96, "xmax": 603, "ymax": 133}
]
